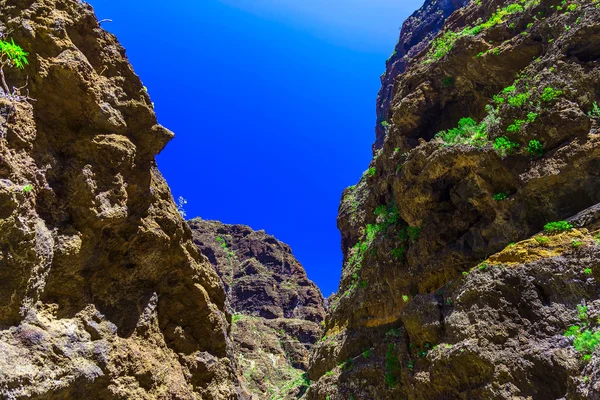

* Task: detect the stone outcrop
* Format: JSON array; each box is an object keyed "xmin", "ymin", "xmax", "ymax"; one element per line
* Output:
[
  {"xmin": 375, "ymin": 0, "xmax": 468, "ymax": 151},
  {"xmin": 307, "ymin": 0, "xmax": 600, "ymax": 398},
  {"xmin": 0, "ymin": 1, "xmax": 243, "ymax": 398},
  {"xmin": 188, "ymin": 219, "xmax": 326, "ymax": 399}
]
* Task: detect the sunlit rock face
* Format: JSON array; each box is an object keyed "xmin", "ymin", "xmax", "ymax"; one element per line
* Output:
[
  {"xmin": 0, "ymin": 1, "xmax": 245, "ymax": 398},
  {"xmin": 307, "ymin": 0, "xmax": 600, "ymax": 398},
  {"xmin": 189, "ymin": 219, "xmax": 326, "ymax": 399},
  {"xmin": 375, "ymin": 0, "xmax": 468, "ymax": 151}
]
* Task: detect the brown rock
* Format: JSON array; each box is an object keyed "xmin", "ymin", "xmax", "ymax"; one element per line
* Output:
[
  {"xmin": 188, "ymin": 219, "xmax": 325, "ymax": 399},
  {"xmin": 308, "ymin": 1, "xmax": 600, "ymax": 399},
  {"xmin": 0, "ymin": 1, "xmax": 243, "ymax": 398}
]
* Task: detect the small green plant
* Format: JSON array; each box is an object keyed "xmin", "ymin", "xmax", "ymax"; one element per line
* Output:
[
  {"xmin": 436, "ymin": 117, "xmax": 488, "ymax": 147},
  {"xmin": 407, "ymin": 226, "xmax": 421, "ymax": 241},
  {"xmin": 494, "ymin": 136, "xmax": 519, "ymax": 156},
  {"xmin": 508, "ymin": 92, "xmax": 530, "ymax": 107},
  {"xmin": 362, "ymin": 348, "xmax": 373, "ymax": 359},
  {"xmin": 584, "ymin": 268, "xmax": 593, "ymax": 275},
  {"xmin": 381, "ymin": 120, "xmax": 391, "ymax": 128},
  {"xmin": 391, "ymin": 247, "xmax": 406, "ymax": 261},
  {"xmin": 232, "ymin": 314, "xmax": 242, "ymax": 324},
  {"xmin": 493, "ymin": 192, "xmax": 509, "ymax": 201},
  {"xmin": 565, "ymin": 304, "xmax": 600, "ymax": 361},
  {"xmin": 374, "ymin": 205, "xmax": 388, "ymax": 216},
  {"xmin": 443, "ymin": 77, "xmax": 455, "ymax": 87},
  {"xmin": 527, "ymin": 112, "xmax": 538, "ymax": 123},
  {"xmin": 385, "ymin": 343, "xmax": 401, "ymax": 388},
  {"xmin": 367, "ymin": 167, "xmax": 376, "ymax": 177},
  {"xmin": 478, "ymin": 262, "xmax": 488, "ymax": 271},
  {"xmin": 526, "ymin": 139, "xmax": 544, "ymax": 156},
  {"xmin": 572, "ymin": 239, "xmax": 583, "ymax": 248},
  {"xmin": 540, "ymin": 86, "xmax": 562, "ymax": 102},
  {"xmin": 22, "ymin": 184, "xmax": 33, "ymax": 193},
  {"xmin": 0, "ymin": 38, "xmax": 29, "ymax": 98},
  {"xmin": 544, "ymin": 221, "xmax": 573, "ymax": 233},
  {"xmin": 402, "ymin": 294, "xmax": 409, "ymax": 302},
  {"xmin": 588, "ymin": 102, "xmax": 600, "ymax": 118},
  {"xmin": 535, "ymin": 236, "xmax": 549, "ymax": 245},
  {"xmin": 507, "ymin": 119, "xmax": 526, "ymax": 132}
]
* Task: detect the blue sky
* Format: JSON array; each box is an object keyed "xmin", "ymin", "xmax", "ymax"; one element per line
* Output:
[{"xmin": 88, "ymin": 0, "xmax": 424, "ymax": 297}]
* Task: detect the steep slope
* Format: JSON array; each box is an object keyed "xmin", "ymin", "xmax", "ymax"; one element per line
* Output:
[
  {"xmin": 375, "ymin": 0, "xmax": 468, "ymax": 151},
  {"xmin": 188, "ymin": 219, "xmax": 326, "ymax": 399},
  {"xmin": 0, "ymin": 1, "xmax": 243, "ymax": 399},
  {"xmin": 307, "ymin": 0, "xmax": 600, "ymax": 398}
]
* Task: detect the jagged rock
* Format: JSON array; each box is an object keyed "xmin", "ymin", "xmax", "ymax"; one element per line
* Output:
[
  {"xmin": 188, "ymin": 219, "xmax": 325, "ymax": 399},
  {"xmin": 0, "ymin": 1, "xmax": 243, "ymax": 398},
  {"xmin": 307, "ymin": 0, "xmax": 600, "ymax": 399},
  {"xmin": 375, "ymin": 0, "xmax": 468, "ymax": 151}
]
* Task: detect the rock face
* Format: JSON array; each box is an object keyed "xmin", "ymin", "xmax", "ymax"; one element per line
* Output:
[
  {"xmin": 374, "ymin": 0, "xmax": 468, "ymax": 151},
  {"xmin": 188, "ymin": 219, "xmax": 326, "ymax": 399},
  {"xmin": 307, "ymin": 0, "xmax": 600, "ymax": 399},
  {"xmin": 0, "ymin": 1, "xmax": 243, "ymax": 399}
]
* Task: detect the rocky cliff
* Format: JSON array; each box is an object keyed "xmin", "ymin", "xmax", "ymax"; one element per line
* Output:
[
  {"xmin": 375, "ymin": 0, "xmax": 468, "ymax": 151},
  {"xmin": 307, "ymin": 0, "xmax": 600, "ymax": 399},
  {"xmin": 0, "ymin": 1, "xmax": 243, "ymax": 398},
  {"xmin": 188, "ymin": 219, "xmax": 326, "ymax": 399}
]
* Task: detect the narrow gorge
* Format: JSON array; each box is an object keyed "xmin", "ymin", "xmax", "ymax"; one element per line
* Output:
[{"xmin": 0, "ymin": 0, "xmax": 599, "ymax": 399}]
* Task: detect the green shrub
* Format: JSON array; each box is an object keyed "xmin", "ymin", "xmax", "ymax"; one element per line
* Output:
[
  {"xmin": 385, "ymin": 343, "xmax": 401, "ymax": 388},
  {"xmin": 493, "ymin": 192, "xmax": 509, "ymax": 201},
  {"xmin": 493, "ymin": 95, "xmax": 506, "ymax": 105},
  {"xmin": 526, "ymin": 139, "xmax": 544, "ymax": 156},
  {"xmin": 0, "ymin": 38, "xmax": 28, "ymax": 97},
  {"xmin": 507, "ymin": 119, "xmax": 526, "ymax": 132},
  {"xmin": 588, "ymin": 102, "xmax": 600, "ymax": 118},
  {"xmin": 374, "ymin": 205, "xmax": 388, "ymax": 216},
  {"xmin": 232, "ymin": 314, "xmax": 243, "ymax": 323},
  {"xmin": 436, "ymin": 117, "xmax": 487, "ymax": 147},
  {"xmin": 571, "ymin": 239, "xmax": 583, "ymax": 248},
  {"xmin": 540, "ymin": 87, "xmax": 562, "ymax": 102},
  {"xmin": 508, "ymin": 92, "xmax": 530, "ymax": 107},
  {"xmin": 544, "ymin": 221, "xmax": 573, "ymax": 233},
  {"xmin": 429, "ymin": 30, "xmax": 460, "ymax": 60},
  {"xmin": 535, "ymin": 236, "xmax": 549, "ymax": 245},
  {"xmin": 565, "ymin": 304, "xmax": 600, "ymax": 361},
  {"xmin": 367, "ymin": 167, "xmax": 376, "ymax": 177},
  {"xmin": 381, "ymin": 120, "xmax": 390, "ymax": 127},
  {"xmin": 391, "ymin": 247, "xmax": 406, "ymax": 261},
  {"xmin": 407, "ymin": 226, "xmax": 421, "ymax": 241},
  {"xmin": 362, "ymin": 349, "xmax": 373, "ymax": 359},
  {"xmin": 23, "ymin": 184, "xmax": 33, "ymax": 193},
  {"xmin": 527, "ymin": 112, "xmax": 538, "ymax": 122},
  {"xmin": 494, "ymin": 136, "xmax": 519, "ymax": 156}
]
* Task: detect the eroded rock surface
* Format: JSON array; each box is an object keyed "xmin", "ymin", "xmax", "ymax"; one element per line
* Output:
[
  {"xmin": 307, "ymin": 0, "xmax": 600, "ymax": 399},
  {"xmin": 0, "ymin": 1, "xmax": 243, "ymax": 398},
  {"xmin": 188, "ymin": 219, "xmax": 326, "ymax": 399},
  {"xmin": 375, "ymin": 0, "xmax": 468, "ymax": 151}
]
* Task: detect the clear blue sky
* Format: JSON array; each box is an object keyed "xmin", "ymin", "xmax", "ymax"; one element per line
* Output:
[{"xmin": 88, "ymin": 0, "xmax": 424, "ymax": 297}]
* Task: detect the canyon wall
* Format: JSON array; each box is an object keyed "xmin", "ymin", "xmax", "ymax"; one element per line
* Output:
[
  {"xmin": 307, "ymin": 0, "xmax": 600, "ymax": 398},
  {"xmin": 0, "ymin": 1, "xmax": 243, "ymax": 398},
  {"xmin": 189, "ymin": 219, "xmax": 326, "ymax": 399}
]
